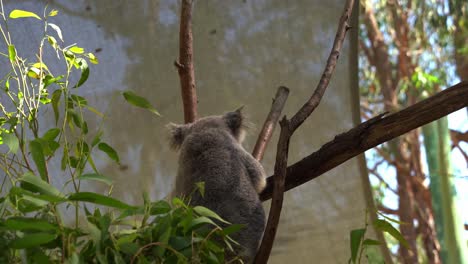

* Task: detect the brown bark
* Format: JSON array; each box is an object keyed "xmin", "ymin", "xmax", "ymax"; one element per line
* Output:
[
  {"xmin": 252, "ymin": 86, "xmax": 290, "ymax": 161},
  {"xmin": 254, "ymin": 1, "xmax": 355, "ymax": 262},
  {"xmin": 361, "ymin": 1, "xmax": 396, "ymax": 110},
  {"xmin": 176, "ymin": 0, "xmax": 198, "ymax": 123},
  {"xmin": 259, "ymin": 82, "xmax": 468, "ymax": 201}
]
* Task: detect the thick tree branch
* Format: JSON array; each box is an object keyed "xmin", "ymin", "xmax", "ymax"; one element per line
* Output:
[
  {"xmin": 176, "ymin": 0, "xmax": 198, "ymax": 123},
  {"xmin": 252, "ymin": 86, "xmax": 290, "ymax": 161},
  {"xmin": 260, "ymin": 81, "xmax": 468, "ymax": 201},
  {"xmin": 254, "ymin": 0, "xmax": 355, "ymax": 262}
]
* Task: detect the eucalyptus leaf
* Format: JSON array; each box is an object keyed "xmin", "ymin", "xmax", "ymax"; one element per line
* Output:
[
  {"xmin": 68, "ymin": 192, "xmax": 135, "ymax": 210},
  {"xmin": 29, "ymin": 140, "xmax": 48, "ymax": 181},
  {"xmin": 3, "ymin": 132, "xmax": 19, "ymax": 154},
  {"xmin": 122, "ymin": 90, "xmax": 160, "ymax": 116},
  {"xmin": 19, "ymin": 172, "xmax": 64, "ymax": 198},
  {"xmin": 10, "ymin": 233, "xmax": 57, "ymax": 249},
  {"xmin": 77, "ymin": 173, "xmax": 113, "ymax": 186},
  {"xmin": 9, "ymin": 9, "xmax": 41, "ymax": 20},
  {"xmin": 374, "ymin": 219, "xmax": 409, "ymax": 248},
  {"xmin": 98, "ymin": 142, "xmax": 120, "ymax": 164},
  {"xmin": 193, "ymin": 206, "xmax": 230, "ymax": 224},
  {"xmin": 349, "ymin": 228, "xmax": 366, "ymax": 263}
]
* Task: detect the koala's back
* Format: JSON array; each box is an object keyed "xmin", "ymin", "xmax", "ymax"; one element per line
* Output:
[{"xmin": 174, "ymin": 127, "xmax": 265, "ymax": 260}]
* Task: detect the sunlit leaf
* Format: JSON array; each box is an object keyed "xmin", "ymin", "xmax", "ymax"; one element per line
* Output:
[
  {"xmin": 122, "ymin": 90, "xmax": 160, "ymax": 116},
  {"xmin": 69, "ymin": 46, "xmax": 84, "ymax": 54},
  {"xmin": 48, "ymin": 9, "xmax": 58, "ymax": 17},
  {"xmin": 9, "ymin": 9, "xmax": 41, "ymax": 20},
  {"xmin": 8, "ymin": 45, "xmax": 16, "ymax": 62},
  {"xmin": 68, "ymin": 192, "xmax": 135, "ymax": 210},
  {"xmin": 73, "ymin": 58, "xmax": 89, "ymax": 88},
  {"xmin": 88, "ymin": 52, "xmax": 99, "ymax": 64},
  {"xmin": 32, "ymin": 62, "xmax": 49, "ymax": 72},
  {"xmin": 77, "ymin": 173, "xmax": 113, "ymax": 186}
]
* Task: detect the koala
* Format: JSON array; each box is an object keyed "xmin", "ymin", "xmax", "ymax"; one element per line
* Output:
[{"xmin": 167, "ymin": 108, "xmax": 266, "ymax": 262}]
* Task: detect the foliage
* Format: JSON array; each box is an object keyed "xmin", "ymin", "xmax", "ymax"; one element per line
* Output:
[
  {"xmin": 0, "ymin": 5, "xmax": 241, "ymax": 263},
  {"xmin": 348, "ymin": 210, "xmax": 408, "ymax": 264}
]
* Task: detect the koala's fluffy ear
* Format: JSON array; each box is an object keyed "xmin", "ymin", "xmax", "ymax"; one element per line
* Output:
[
  {"xmin": 223, "ymin": 106, "xmax": 245, "ymax": 141},
  {"xmin": 167, "ymin": 123, "xmax": 189, "ymax": 150}
]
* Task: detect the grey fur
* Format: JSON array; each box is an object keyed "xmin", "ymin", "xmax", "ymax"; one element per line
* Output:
[{"xmin": 168, "ymin": 109, "xmax": 266, "ymax": 262}]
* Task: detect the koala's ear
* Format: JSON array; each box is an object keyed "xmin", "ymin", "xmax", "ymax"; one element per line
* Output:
[
  {"xmin": 223, "ymin": 106, "xmax": 245, "ymax": 139},
  {"xmin": 166, "ymin": 123, "xmax": 189, "ymax": 150}
]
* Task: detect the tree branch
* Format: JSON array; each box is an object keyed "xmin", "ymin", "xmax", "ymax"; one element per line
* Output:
[
  {"xmin": 260, "ymin": 81, "xmax": 468, "ymax": 201},
  {"xmin": 176, "ymin": 0, "xmax": 198, "ymax": 123},
  {"xmin": 254, "ymin": 0, "xmax": 355, "ymax": 262},
  {"xmin": 252, "ymin": 86, "xmax": 289, "ymax": 161}
]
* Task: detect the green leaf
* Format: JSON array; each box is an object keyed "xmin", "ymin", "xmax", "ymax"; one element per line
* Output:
[
  {"xmin": 98, "ymin": 142, "xmax": 120, "ymax": 164},
  {"xmin": 19, "ymin": 172, "xmax": 64, "ymax": 198},
  {"xmin": 77, "ymin": 173, "xmax": 113, "ymax": 186},
  {"xmin": 9, "ymin": 9, "xmax": 41, "ymax": 20},
  {"xmin": 373, "ymin": 219, "xmax": 409, "ymax": 248},
  {"xmin": 150, "ymin": 200, "xmax": 171, "ymax": 215},
  {"xmin": 5, "ymin": 217, "xmax": 57, "ymax": 231},
  {"xmin": 70, "ymin": 94, "xmax": 88, "ymax": 106},
  {"xmin": 73, "ymin": 58, "xmax": 89, "ymax": 88},
  {"xmin": 8, "ymin": 45, "xmax": 16, "ymax": 62},
  {"xmin": 43, "ymin": 75, "xmax": 64, "ymax": 88},
  {"xmin": 189, "ymin": 216, "xmax": 217, "ymax": 230},
  {"xmin": 69, "ymin": 46, "xmax": 84, "ymax": 54},
  {"xmin": 10, "ymin": 233, "xmax": 56, "ymax": 249},
  {"xmin": 195, "ymin": 181, "xmax": 205, "ymax": 198},
  {"xmin": 193, "ymin": 206, "xmax": 230, "ymax": 224},
  {"xmin": 51, "ymin": 89, "xmax": 62, "ymax": 125},
  {"xmin": 362, "ymin": 239, "xmax": 381, "ymax": 246},
  {"xmin": 91, "ymin": 131, "xmax": 103, "ymax": 147},
  {"xmin": 221, "ymin": 224, "xmax": 245, "ymax": 236},
  {"xmin": 68, "ymin": 192, "xmax": 134, "ymax": 210},
  {"xmin": 3, "ymin": 132, "xmax": 19, "ymax": 154},
  {"xmin": 122, "ymin": 90, "xmax": 160, "ymax": 116},
  {"xmin": 349, "ymin": 228, "xmax": 366, "ymax": 263},
  {"xmin": 10, "ymin": 186, "xmax": 66, "ymax": 203},
  {"xmin": 42, "ymin": 128, "xmax": 60, "ymax": 141},
  {"xmin": 29, "ymin": 140, "xmax": 48, "ymax": 181}
]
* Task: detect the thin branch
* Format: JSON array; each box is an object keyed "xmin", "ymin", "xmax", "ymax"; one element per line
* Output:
[
  {"xmin": 176, "ymin": 0, "xmax": 198, "ymax": 123},
  {"xmin": 260, "ymin": 81, "xmax": 468, "ymax": 201},
  {"xmin": 289, "ymin": 0, "xmax": 355, "ymax": 131},
  {"xmin": 254, "ymin": 0, "xmax": 355, "ymax": 262},
  {"xmin": 252, "ymin": 86, "xmax": 289, "ymax": 161},
  {"xmin": 377, "ymin": 204, "xmax": 398, "ymax": 215},
  {"xmin": 368, "ymin": 167, "xmax": 398, "ymax": 194}
]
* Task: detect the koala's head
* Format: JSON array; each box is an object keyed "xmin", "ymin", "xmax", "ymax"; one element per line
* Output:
[{"xmin": 167, "ymin": 107, "xmax": 246, "ymax": 150}]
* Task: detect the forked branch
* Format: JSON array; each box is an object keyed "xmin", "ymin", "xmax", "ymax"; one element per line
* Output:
[{"xmin": 254, "ymin": 0, "xmax": 356, "ymax": 262}]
